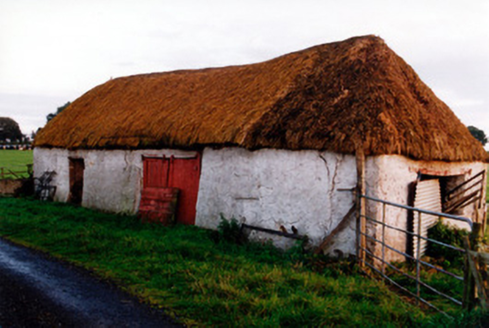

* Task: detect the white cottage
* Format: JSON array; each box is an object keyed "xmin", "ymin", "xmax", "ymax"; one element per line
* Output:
[{"xmin": 34, "ymin": 36, "xmax": 487, "ymax": 256}]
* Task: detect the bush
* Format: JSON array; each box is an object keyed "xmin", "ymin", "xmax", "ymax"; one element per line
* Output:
[{"xmin": 425, "ymin": 220, "xmax": 468, "ymax": 268}]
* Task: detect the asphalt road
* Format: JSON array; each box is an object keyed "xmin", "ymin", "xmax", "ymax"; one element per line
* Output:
[{"xmin": 0, "ymin": 238, "xmax": 181, "ymax": 327}]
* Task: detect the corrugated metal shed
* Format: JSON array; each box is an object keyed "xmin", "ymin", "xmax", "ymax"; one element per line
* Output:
[{"xmin": 412, "ymin": 179, "xmax": 442, "ymax": 257}]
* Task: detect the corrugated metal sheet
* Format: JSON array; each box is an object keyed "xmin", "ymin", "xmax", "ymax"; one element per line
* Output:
[{"xmin": 413, "ymin": 179, "xmax": 442, "ymax": 257}]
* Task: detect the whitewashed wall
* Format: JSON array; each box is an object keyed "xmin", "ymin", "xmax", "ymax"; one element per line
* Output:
[
  {"xmin": 33, "ymin": 147, "xmax": 198, "ymax": 213},
  {"xmin": 195, "ymin": 148, "xmax": 358, "ymax": 253},
  {"xmin": 34, "ymin": 147, "xmax": 485, "ymax": 259}
]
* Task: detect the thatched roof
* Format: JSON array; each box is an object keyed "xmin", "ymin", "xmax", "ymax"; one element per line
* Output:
[{"xmin": 34, "ymin": 35, "xmax": 488, "ymax": 162}]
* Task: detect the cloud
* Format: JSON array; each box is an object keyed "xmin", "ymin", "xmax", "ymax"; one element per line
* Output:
[{"xmin": 0, "ymin": 93, "xmax": 68, "ymax": 134}]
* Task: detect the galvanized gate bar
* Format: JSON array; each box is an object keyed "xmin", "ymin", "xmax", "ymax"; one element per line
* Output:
[
  {"xmin": 362, "ymin": 247, "xmax": 463, "ymax": 306},
  {"xmin": 357, "ymin": 193, "xmax": 474, "ymax": 315},
  {"xmin": 362, "ymin": 214, "xmax": 467, "ymax": 253},
  {"xmin": 362, "ymin": 246, "xmax": 463, "ymax": 305},
  {"xmin": 360, "ymin": 249, "xmax": 452, "ymax": 316},
  {"xmin": 361, "ymin": 195, "xmax": 473, "ymax": 228},
  {"xmin": 359, "ymin": 230, "xmax": 464, "ymax": 280},
  {"xmin": 381, "ymin": 202, "xmax": 386, "ymax": 275}
]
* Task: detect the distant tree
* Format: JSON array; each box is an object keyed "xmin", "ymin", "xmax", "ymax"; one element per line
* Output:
[
  {"xmin": 468, "ymin": 125, "xmax": 487, "ymax": 146},
  {"xmin": 30, "ymin": 130, "xmax": 37, "ymax": 141},
  {"xmin": 0, "ymin": 117, "xmax": 23, "ymax": 142},
  {"xmin": 46, "ymin": 101, "xmax": 71, "ymax": 123}
]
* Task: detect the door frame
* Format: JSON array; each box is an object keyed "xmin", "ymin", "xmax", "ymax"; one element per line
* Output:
[
  {"xmin": 141, "ymin": 153, "xmax": 202, "ymax": 225},
  {"xmin": 68, "ymin": 157, "xmax": 85, "ymax": 205}
]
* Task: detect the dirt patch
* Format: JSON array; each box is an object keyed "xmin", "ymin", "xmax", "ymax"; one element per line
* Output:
[{"xmin": 0, "ymin": 179, "xmax": 24, "ymax": 195}]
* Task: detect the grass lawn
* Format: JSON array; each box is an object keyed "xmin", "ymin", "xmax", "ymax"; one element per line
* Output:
[
  {"xmin": 0, "ymin": 150, "xmax": 33, "ymax": 178},
  {"xmin": 0, "ymin": 197, "xmax": 486, "ymax": 327}
]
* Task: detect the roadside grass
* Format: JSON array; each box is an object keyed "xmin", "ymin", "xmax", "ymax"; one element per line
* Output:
[
  {"xmin": 0, "ymin": 197, "xmax": 486, "ymax": 327},
  {"xmin": 0, "ymin": 150, "xmax": 33, "ymax": 178}
]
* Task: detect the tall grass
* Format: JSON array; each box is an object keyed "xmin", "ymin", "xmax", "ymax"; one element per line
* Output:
[{"xmin": 0, "ymin": 197, "xmax": 486, "ymax": 326}]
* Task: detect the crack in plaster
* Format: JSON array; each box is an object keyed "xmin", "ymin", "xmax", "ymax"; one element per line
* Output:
[
  {"xmin": 330, "ymin": 156, "xmax": 341, "ymax": 194},
  {"xmin": 123, "ymin": 152, "xmax": 130, "ymax": 172},
  {"xmin": 319, "ymin": 154, "xmax": 329, "ymax": 178},
  {"xmin": 319, "ymin": 153, "xmax": 339, "ymax": 232},
  {"xmin": 327, "ymin": 156, "xmax": 343, "ymax": 231},
  {"xmin": 320, "ymin": 154, "xmax": 333, "ymax": 223}
]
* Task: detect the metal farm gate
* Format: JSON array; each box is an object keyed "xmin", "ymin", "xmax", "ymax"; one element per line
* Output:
[
  {"xmin": 356, "ymin": 194, "xmax": 474, "ymax": 313},
  {"xmin": 354, "ymin": 149, "xmax": 488, "ymax": 314}
]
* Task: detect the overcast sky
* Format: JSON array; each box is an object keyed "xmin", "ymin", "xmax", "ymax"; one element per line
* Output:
[{"xmin": 1, "ymin": 0, "xmax": 488, "ymax": 148}]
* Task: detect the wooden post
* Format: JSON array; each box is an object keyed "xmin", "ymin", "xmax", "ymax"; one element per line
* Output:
[
  {"xmin": 415, "ymin": 211, "xmax": 422, "ymax": 306},
  {"xmin": 481, "ymin": 169, "xmax": 487, "ymax": 234},
  {"xmin": 26, "ymin": 163, "xmax": 33, "ymax": 176},
  {"xmin": 356, "ymin": 145, "xmax": 366, "ymax": 267},
  {"xmin": 463, "ymin": 223, "xmax": 487, "ymax": 310},
  {"xmin": 463, "ymin": 235, "xmax": 475, "ymax": 310}
]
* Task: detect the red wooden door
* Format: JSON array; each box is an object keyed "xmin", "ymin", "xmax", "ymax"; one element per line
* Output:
[
  {"xmin": 143, "ymin": 158, "xmax": 169, "ymax": 188},
  {"xmin": 141, "ymin": 155, "xmax": 201, "ymax": 225},
  {"xmin": 170, "ymin": 156, "xmax": 201, "ymax": 225}
]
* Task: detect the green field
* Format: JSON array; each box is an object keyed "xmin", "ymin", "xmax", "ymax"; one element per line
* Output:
[
  {"xmin": 0, "ymin": 197, "xmax": 487, "ymax": 327},
  {"xmin": 0, "ymin": 149, "xmax": 33, "ymax": 167},
  {"xmin": 0, "ymin": 150, "xmax": 33, "ymax": 178}
]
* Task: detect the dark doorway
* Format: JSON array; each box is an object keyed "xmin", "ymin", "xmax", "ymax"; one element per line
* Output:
[{"xmin": 69, "ymin": 158, "xmax": 84, "ymax": 205}]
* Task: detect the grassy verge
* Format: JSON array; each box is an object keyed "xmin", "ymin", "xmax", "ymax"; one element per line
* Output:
[{"xmin": 0, "ymin": 197, "xmax": 486, "ymax": 326}]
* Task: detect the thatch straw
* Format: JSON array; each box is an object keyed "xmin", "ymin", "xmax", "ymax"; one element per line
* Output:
[{"xmin": 34, "ymin": 35, "xmax": 488, "ymax": 162}]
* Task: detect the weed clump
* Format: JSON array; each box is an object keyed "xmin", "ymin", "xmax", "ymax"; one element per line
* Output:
[{"xmin": 215, "ymin": 215, "xmax": 245, "ymax": 244}]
